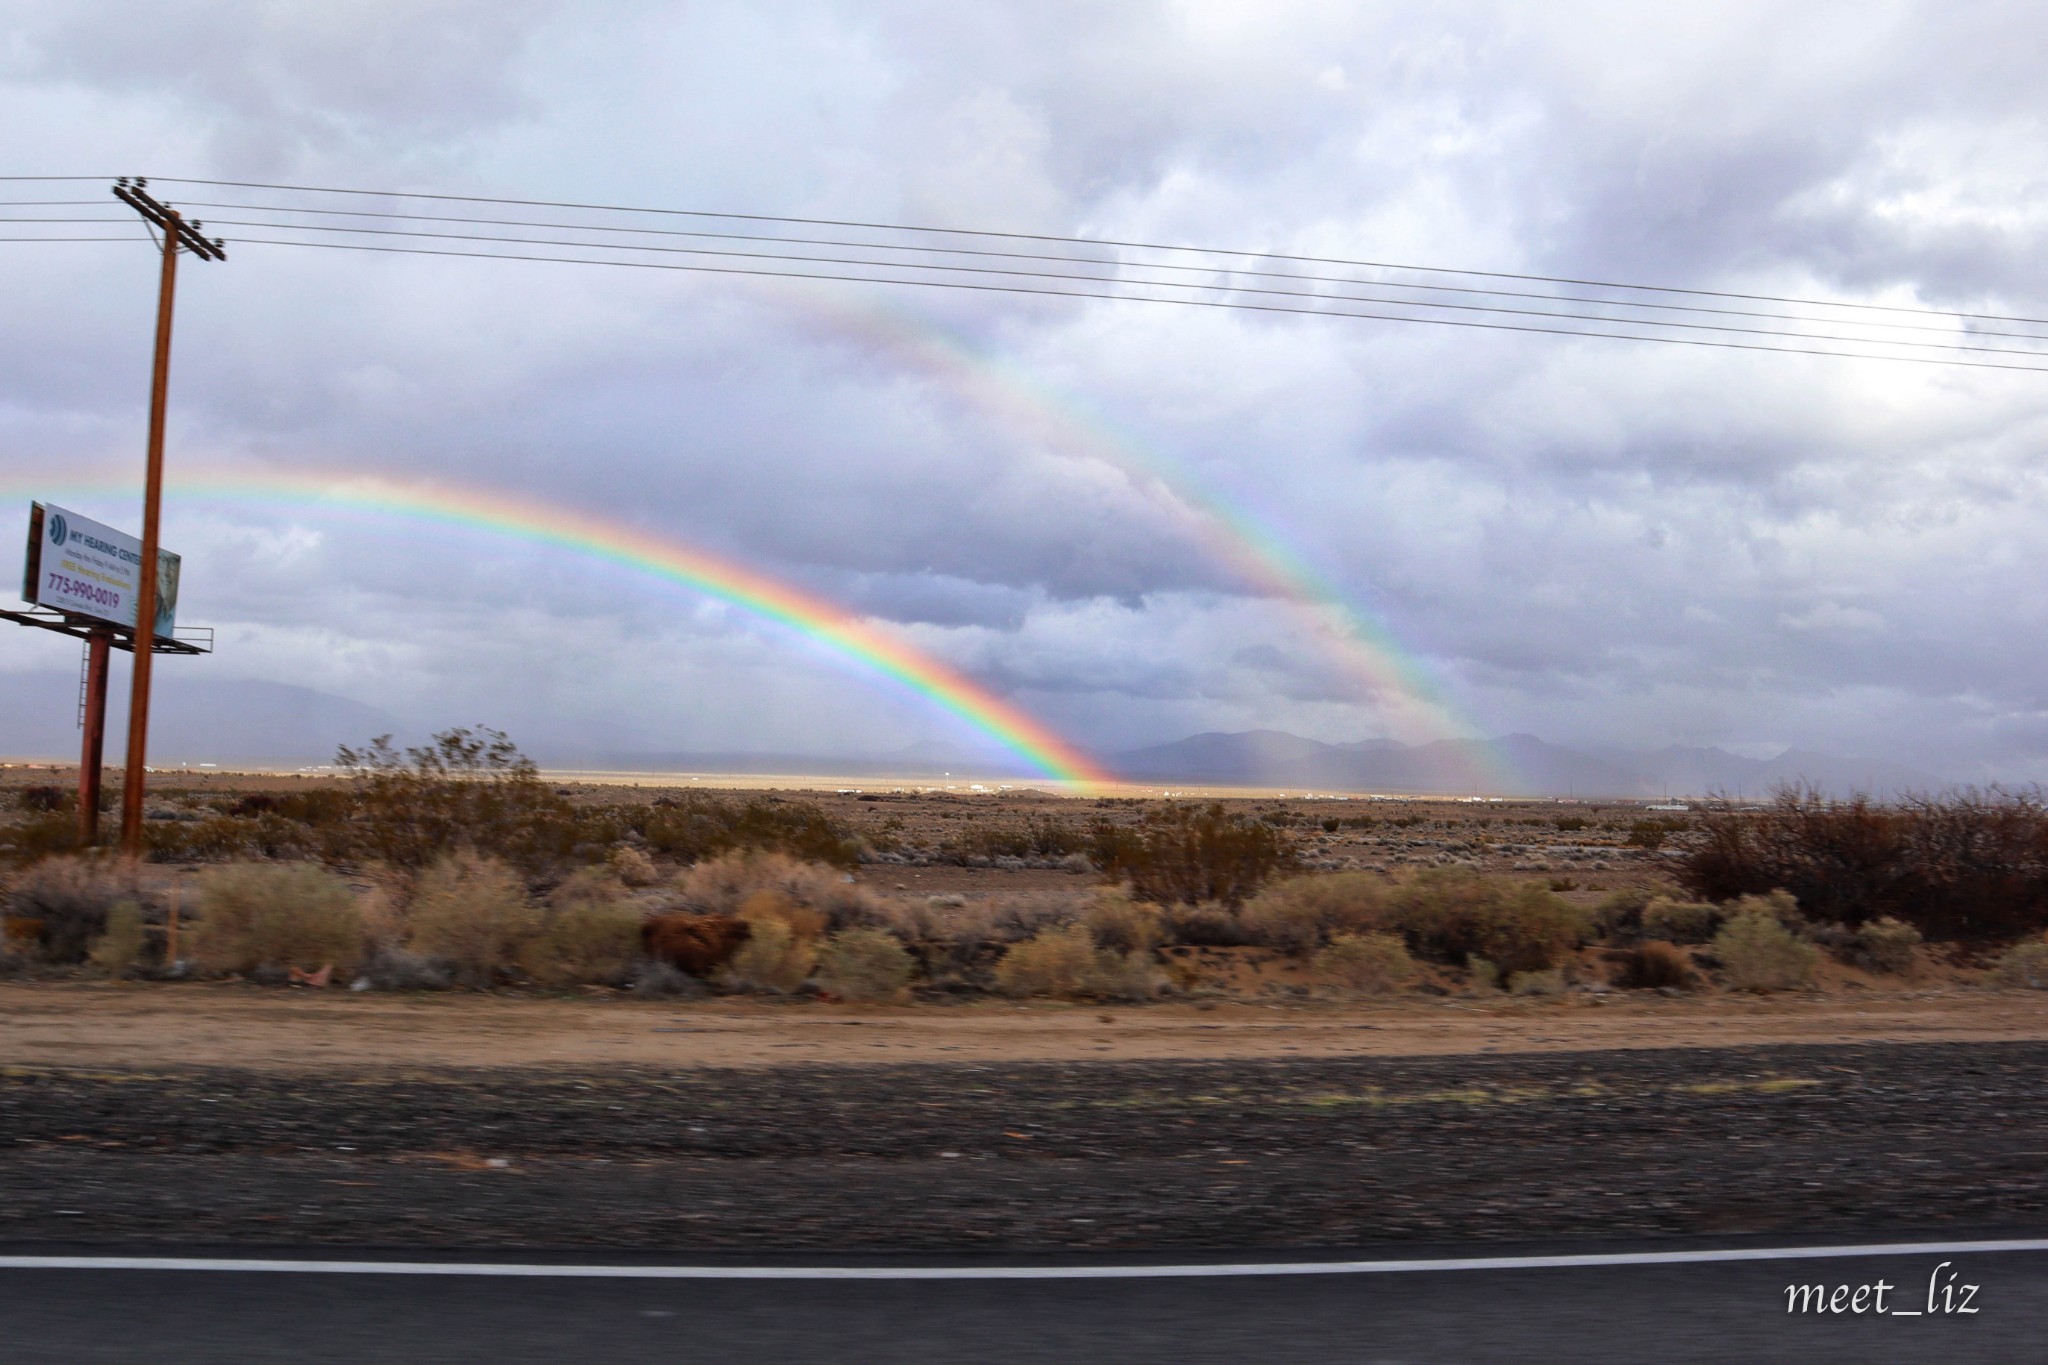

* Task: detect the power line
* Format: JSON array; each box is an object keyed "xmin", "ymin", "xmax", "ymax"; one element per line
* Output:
[
  {"xmin": 215, "ymin": 234, "xmax": 2048, "ymax": 373},
  {"xmin": 146, "ymin": 199, "xmax": 2048, "ymax": 343},
  {"xmin": 150, "ymin": 173, "xmax": 2048, "ymax": 329}
]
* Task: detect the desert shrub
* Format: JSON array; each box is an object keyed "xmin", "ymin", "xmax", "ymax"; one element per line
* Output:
[
  {"xmin": 6, "ymin": 856, "xmax": 138, "ymax": 963},
  {"xmin": 1161, "ymin": 902, "xmax": 1251, "ymax": 947},
  {"xmin": 2, "ymin": 812, "xmax": 84, "ymax": 863},
  {"xmin": 1093, "ymin": 803, "xmax": 1294, "ymax": 907},
  {"xmin": 726, "ymin": 891, "xmax": 819, "ymax": 992},
  {"xmin": 993, "ymin": 924, "xmax": 1097, "ymax": 997},
  {"xmin": 1711, "ymin": 908, "xmax": 1818, "ymax": 992},
  {"xmin": 1992, "ymin": 939, "xmax": 2048, "ymax": 989},
  {"xmin": 548, "ymin": 866, "xmax": 630, "ymax": 911},
  {"xmin": 334, "ymin": 728, "xmax": 580, "ymax": 873},
  {"xmin": 519, "ymin": 901, "xmax": 641, "ymax": 986},
  {"xmin": 1852, "ymin": 916, "xmax": 1922, "ymax": 973},
  {"xmin": 1313, "ymin": 932, "xmax": 1415, "ymax": 995},
  {"xmin": 607, "ymin": 845, "xmax": 661, "ymax": 887},
  {"xmin": 1641, "ymin": 895, "xmax": 1723, "ymax": 944},
  {"xmin": 1084, "ymin": 949, "xmax": 1161, "ymax": 1002},
  {"xmin": 1590, "ymin": 887, "xmax": 1658, "ymax": 943},
  {"xmin": 405, "ymin": 852, "xmax": 542, "ymax": 986},
  {"xmin": 17, "ymin": 784, "xmax": 69, "ymax": 812},
  {"xmin": 1679, "ymin": 787, "xmax": 2048, "ymax": 942},
  {"xmin": 1466, "ymin": 956, "xmax": 1501, "ymax": 991},
  {"xmin": 1240, "ymin": 873, "xmax": 1388, "ymax": 955},
  {"xmin": 635, "ymin": 793, "xmax": 861, "ymax": 868},
  {"xmin": 191, "ymin": 862, "xmax": 365, "ymax": 975},
  {"xmin": 88, "ymin": 901, "xmax": 147, "ymax": 977},
  {"xmin": 815, "ymin": 928, "xmax": 915, "ymax": 1002},
  {"xmin": 673, "ymin": 851, "xmax": 886, "ymax": 932},
  {"xmin": 1508, "ymin": 968, "xmax": 1566, "ymax": 997},
  {"xmin": 1083, "ymin": 891, "xmax": 1165, "ymax": 953},
  {"xmin": 1613, "ymin": 941, "xmax": 1697, "ymax": 991},
  {"xmin": 1390, "ymin": 870, "xmax": 1590, "ymax": 976}
]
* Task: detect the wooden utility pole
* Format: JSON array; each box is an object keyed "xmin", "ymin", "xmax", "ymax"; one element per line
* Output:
[
  {"xmin": 110, "ymin": 178, "xmax": 225, "ymax": 855},
  {"xmin": 77, "ymin": 629, "xmax": 111, "ymax": 845}
]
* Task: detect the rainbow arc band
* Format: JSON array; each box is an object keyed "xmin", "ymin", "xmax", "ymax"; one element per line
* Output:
[{"xmin": 10, "ymin": 471, "xmax": 1109, "ymax": 787}]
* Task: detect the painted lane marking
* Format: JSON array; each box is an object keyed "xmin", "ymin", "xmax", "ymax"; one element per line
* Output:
[{"xmin": 4, "ymin": 1239, "xmax": 2048, "ymax": 1281}]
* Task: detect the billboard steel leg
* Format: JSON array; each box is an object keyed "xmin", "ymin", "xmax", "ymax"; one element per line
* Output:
[{"xmin": 78, "ymin": 630, "xmax": 110, "ymax": 847}]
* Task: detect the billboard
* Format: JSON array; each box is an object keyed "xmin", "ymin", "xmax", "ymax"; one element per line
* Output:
[{"xmin": 21, "ymin": 501, "xmax": 180, "ymax": 636}]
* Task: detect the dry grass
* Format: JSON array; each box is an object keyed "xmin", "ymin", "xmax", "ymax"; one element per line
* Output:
[
  {"xmin": 191, "ymin": 862, "xmax": 365, "ymax": 975},
  {"xmin": 1712, "ymin": 908, "xmax": 1818, "ymax": 992},
  {"xmin": 1507, "ymin": 967, "xmax": 1567, "ymax": 997},
  {"xmin": 1312, "ymin": 931, "xmax": 1415, "ymax": 995},
  {"xmin": 1083, "ymin": 891, "xmax": 1165, "ymax": 952},
  {"xmin": 405, "ymin": 852, "xmax": 541, "ymax": 986},
  {"xmin": 1992, "ymin": 939, "xmax": 2048, "ymax": 989},
  {"xmin": 815, "ymin": 928, "xmax": 915, "ymax": 1002}
]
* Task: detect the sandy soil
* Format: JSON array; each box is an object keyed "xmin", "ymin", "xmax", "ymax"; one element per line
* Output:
[{"xmin": 5, "ymin": 982, "xmax": 2046, "ymax": 1072}]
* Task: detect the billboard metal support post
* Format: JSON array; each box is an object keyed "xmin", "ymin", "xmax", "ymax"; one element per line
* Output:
[
  {"xmin": 109, "ymin": 178, "xmax": 225, "ymax": 856},
  {"xmin": 78, "ymin": 630, "xmax": 110, "ymax": 846}
]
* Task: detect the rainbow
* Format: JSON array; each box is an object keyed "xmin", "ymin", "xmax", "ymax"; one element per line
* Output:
[
  {"xmin": 774, "ymin": 286, "xmax": 1523, "ymax": 793},
  {"xmin": 6, "ymin": 468, "xmax": 1111, "ymax": 786}
]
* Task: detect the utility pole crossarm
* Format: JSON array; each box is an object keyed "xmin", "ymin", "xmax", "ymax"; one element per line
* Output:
[{"xmin": 111, "ymin": 178, "xmax": 227, "ymax": 261}]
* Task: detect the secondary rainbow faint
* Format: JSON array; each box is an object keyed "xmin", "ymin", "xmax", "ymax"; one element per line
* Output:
[
  {"xmin": 8, "ymin": 469, "xmax": 1111, "ymax": 788},
  {"xmin": 777, "ymin": 287, "xmax": 1522, "ymax": 794}
]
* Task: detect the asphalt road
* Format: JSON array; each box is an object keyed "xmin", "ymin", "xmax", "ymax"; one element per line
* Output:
[{"xmin": 1, "ymin": 1241, "xmax": 2041, "ymax": 1364}]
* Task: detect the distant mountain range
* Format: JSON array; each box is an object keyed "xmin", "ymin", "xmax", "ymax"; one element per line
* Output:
[
  {"xmin": 1109, "ymin": 730, "xmax": 1945, "ymax": 798},
  {"xmin": 0, "ymin": 670, "xmax": 1946, "ymax": 796}
]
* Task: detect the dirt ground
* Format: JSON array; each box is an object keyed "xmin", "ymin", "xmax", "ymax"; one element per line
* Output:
[{"xmin": 5, "ymin": 982, "xmax": 2047, "ymax": 1072}]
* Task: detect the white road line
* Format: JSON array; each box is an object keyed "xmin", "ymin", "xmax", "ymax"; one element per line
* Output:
[{"xmin": 3, "ymin": 1239, "xmax": 2048, "ymax": 1281}]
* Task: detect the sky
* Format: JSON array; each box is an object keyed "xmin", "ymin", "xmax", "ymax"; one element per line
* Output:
[{"xmin": 4, "ymin": 0, "xmax": 2048, "ymax": 783}]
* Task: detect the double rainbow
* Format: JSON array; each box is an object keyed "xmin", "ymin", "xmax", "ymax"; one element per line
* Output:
[{"xmin": 6, "ymin": 469, "xmax": 1111, "ymax": 787}]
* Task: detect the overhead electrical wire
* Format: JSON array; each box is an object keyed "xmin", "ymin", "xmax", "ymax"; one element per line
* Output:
[{"xmin": 6, "ymin": 174, "xmax": 2048, "ymax": 370}]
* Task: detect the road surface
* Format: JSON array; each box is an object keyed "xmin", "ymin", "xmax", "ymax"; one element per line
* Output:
[{"xmin": 2, "ymin": 1238, "xmax": 2041, "ymax": 1363}]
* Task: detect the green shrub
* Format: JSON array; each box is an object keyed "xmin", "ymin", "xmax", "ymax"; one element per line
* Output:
[
  {"xmin": 1390, "ymin": 870, "xmax": 1590, "ymax": 975},
  {"xmin": 1853, "ymin": 916, "xmax": 1922, "ymax": 973},
  {"xmin": 1641, "ymin": 895, "xmax": 1722, "ymax": 944},
  {"xmin": 406, "ymin": 852, "xmax": 541, "ymax": 986},
  {"xmin": 518, "ymin": 901, "xmax": 641, "ymax": 986},
  {"xmin": 1992, "ymin": 939, "xmax": 2048, "ymax": 989},
  {"xmin": 1590, "ymin": 887, "xmax": 1657, "ymax": 942},
  {"xmin": 335, "ymin": 728, "xmax": 578, "ymax": 874},
  {"xmin": 1711, "ymin": 909, "xmax": 1818, "ymax": 991},
  {"xmin": 88, "ymin": 901, "xmax": 147, "ymax": 977},
  {"xmin": 6, "ymin": 856, "xmax": 137, "ymax": 963},
  {"xmin": 815, "ymin": 928, "xmax": 915, "ymax": 1002},
  {"xmin": 192, "ymin": 862, "xmax": 365, "ymax": 975},
  {"xmin": 1313, "ymin": 932, "xmax": 1415, "ymax": 995},
  {"xmin": 1240, "ymin": 873, "xmax": 1388, "ymax": 955},
  {"xmin": 1466, "ymin": 955, "xmax": 1501, "ymax": 991}
]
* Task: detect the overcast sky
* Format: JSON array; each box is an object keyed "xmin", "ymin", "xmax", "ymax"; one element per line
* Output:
[{"xmin": 5, "ymin": 0, "xmax": 2048, "ymax": 781}]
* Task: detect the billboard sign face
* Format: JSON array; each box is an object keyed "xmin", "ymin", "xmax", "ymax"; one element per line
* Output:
[{"xmin": 21, "ymin": 501, "xmax": 180, "ymax": 636}]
